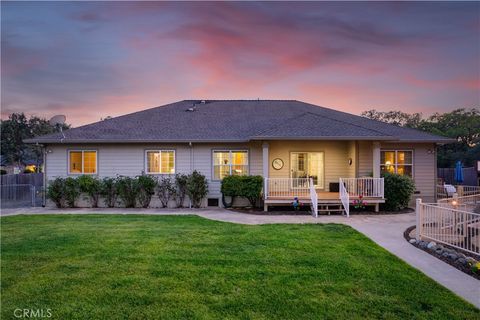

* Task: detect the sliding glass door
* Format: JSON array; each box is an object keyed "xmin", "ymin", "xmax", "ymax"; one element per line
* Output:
[{"xmin": 290, "ymin": 152, "xmax": 324, "ymax": 188}]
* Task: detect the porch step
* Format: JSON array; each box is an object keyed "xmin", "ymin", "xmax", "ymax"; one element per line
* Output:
[{"xmin": 316, "ymin": 203, "xmax": 345, "ymax": 215}]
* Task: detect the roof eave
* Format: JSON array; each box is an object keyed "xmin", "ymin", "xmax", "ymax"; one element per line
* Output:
[
  {"xmin": 387, "ymin": 138, "xmax": 457, "ymax": 144},
  {"xmin": 250, "ymin": 136, "xmax": 394, "ymax": 141},
  {"xmin": 23, "ymin": 138, "xmax": 252, "ymax": 144}
]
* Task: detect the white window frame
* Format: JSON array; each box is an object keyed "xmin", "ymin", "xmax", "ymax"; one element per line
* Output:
[
  {"xmin": 68, "ymin": 150, "xmax": 98, "ymax": 175},
  {"xmin": 145, "ymin": 150, "xmax": 176, "ymax": 174},
  {"xmin": 212, "ymin": 150, "xmax": 249, "ymax": 181},
  {"xmin": 381, "ymin": 149, "xmax": 414, "ymax": 177}
]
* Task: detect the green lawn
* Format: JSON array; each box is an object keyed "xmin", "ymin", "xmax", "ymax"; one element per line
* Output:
[{"xmin": 1, "ymin": 215, "xmax": 478, "ymax": 319}]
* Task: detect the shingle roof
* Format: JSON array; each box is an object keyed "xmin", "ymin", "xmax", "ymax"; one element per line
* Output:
[{"xmin": 25, "ymin": 100, "xmax": 453, "ymax": 144}]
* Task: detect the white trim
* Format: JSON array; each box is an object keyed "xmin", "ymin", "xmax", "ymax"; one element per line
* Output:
[
  {"xmin": 68, "ymin": 150, "xmax": 98, "ymax": 175},
  {"xmin": 380, "ymin": 149, "xmax": 414, "ymax": 177},
  {"xmin": 144, "ymin": 150, "xmax": 176, "ymax": 174},
  {"xmin": 212, "ymin": 149, "xmax": 249, "ymax": 181}
]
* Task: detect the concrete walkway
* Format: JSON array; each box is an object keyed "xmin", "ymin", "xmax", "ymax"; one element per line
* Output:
[{"xmin": 1, "ymin": 207, "xmax": 479, "ymax": 308}]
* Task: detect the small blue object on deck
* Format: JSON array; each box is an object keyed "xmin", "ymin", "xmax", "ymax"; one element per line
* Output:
[{"xmin": 454, "ymin": 161, "xmax": 464, "ymax": 184}]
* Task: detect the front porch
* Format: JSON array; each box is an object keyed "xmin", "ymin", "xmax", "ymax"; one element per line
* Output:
[
  {"xmin": 263, "ymin": 177, "xmax": 385, "ymax": 216},
  {"xmin": 261, "ymin": 140, "xmax": 385, "ymax": 217}
]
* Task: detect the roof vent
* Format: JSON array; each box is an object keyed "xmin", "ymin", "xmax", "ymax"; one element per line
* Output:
[{"xmin": 186, "ymin": 103, "xmax": 197, "ymax": 112}]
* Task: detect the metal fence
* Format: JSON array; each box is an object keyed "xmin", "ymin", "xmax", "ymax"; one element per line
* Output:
[{"xmin": 0, "ymin": 173, "xmax": 44, "ymax": 208}]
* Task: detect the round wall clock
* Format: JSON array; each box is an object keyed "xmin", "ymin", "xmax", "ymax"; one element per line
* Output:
[{"xmin": 272, "ymin": 158, "xmax": 284, "ymax": 170}]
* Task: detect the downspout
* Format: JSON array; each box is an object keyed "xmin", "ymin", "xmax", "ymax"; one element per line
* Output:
[
  {"xmin": 42, "ymin": 145, "xmax": 47, "ymax": 207},
  {"xmin": 189, "ymin": 142, "xmax": 193, "ymax": 209}
]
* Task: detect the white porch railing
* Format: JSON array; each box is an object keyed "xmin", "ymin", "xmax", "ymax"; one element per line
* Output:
[
  {"xmin": 309, "ymin": 178, "xmax": 318, "ymax": 217},
  {"xmin": 264, "ymin": 178, "xmax": 310, "ymax": 199},
  {"xmin": 437, "ymin": 184, "xmax": 480, "ymax": 199},
  {"xmin": 416, "ymin": 199, "xmax": 480, "ymax": 256},
  {"xmin": 339, "ymin": 178, "xmax": 350, "ymax": 217},
  {"xmin": 340, "ymin": 177, "xmax": 384, "ymax": 198}
]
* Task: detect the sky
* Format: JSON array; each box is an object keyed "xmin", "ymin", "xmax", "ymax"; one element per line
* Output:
[{"xmin": 1, "ymin": 1, "xmax": 479, "ymax": 126}]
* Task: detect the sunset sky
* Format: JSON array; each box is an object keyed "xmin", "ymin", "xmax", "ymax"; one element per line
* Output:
[{"xmin": 1, "ymin": 1, "xmax": 479, "ymax": 126}]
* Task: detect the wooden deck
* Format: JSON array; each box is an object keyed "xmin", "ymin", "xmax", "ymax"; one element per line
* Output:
[{"xmin": 265, "ymin": 191, "xmax": 385, "ymax": 204}]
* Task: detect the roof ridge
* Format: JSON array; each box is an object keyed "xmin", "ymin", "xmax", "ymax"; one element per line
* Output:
[{"xmin": 303, "ymin": 111, "xmax": 393, "ymax": 137}]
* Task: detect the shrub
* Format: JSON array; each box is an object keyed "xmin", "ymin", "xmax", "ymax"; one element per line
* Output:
[
  {"xmin": 77, "ymin": 175, "xmax": 101, "ymax": 207},
  {"xmin": 47, "ymin": 177, "xmax": 65, "ymax": 208},
  {"xmin": 64, "ymin": 177, "xmax": 80, "ymax": 208},
  {"xmin": 157, "ymin": 176, "xmax": 176, "ymax": 208},
  {"xmin": 23, "ymin": 168, "xmax": 34, "ymax": 174},
  {"xmin": 239, "ymin": 175, "xmax": 263, "ymax": 207},
  {"xmin": 137, "ymin": 175, "xmax": 157, "ymax": 208},
  {"xmin": 382, "ymin": 173, "xmax": 415, "ymax": 211},
  {"xmin": 116, "ymin": 176, "xmax": 139, "ymax": 208},
  {"xmin": 220, "ymin": 175, "xmax": 242, "ymax": 207},
  {"xmin": 175, "ymin": 174, "xmax": 188, "ymax": 208},
  {"xmin": 221, "ymin": 175, "xmax": 263, "ymax": 207},
  {"xmin": 472, "ymin": 262, "xmax": 480, "ymax": 275},
  {"xmin": 100, "ymin": 177, "xmax": 118, "ymax": 208},
  {"xmin": 0, "ymin": 169, "xmax": 6, "ymax": 175},
  {"xmin": 186, "ymin": 170, "xmax": 208, "ymax": 208},
  {"xmin": 221, "ymin": 175, "xmax": 242, "ymax": 197}
]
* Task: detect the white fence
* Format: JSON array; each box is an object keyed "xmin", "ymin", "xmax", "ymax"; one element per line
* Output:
[
  {"xmin": 437, "ymin": 184, "xmax": 480, "ymax": 199},
  {"xmin": 309, "ymin": 178, "xmax": 318, "ymax": 217},
  {"xmin": 264, "ymin": 178, "xmax": 310, "ymax": 199},
  {"xmin": 341, "ymin": 178, "xmax": 384, "ymax": 198},
  {"xmin": 416, "ymin": 199, "xmax": 480, "ymax": 256},
  {"xmin": 339, "ymin": 178, "xmax": 350, "ymax": 217}
]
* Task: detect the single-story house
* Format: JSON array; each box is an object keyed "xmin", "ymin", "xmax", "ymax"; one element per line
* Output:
[{"xmin": 26, "ymin": 100, "xmax": 452, "ymax": 214}]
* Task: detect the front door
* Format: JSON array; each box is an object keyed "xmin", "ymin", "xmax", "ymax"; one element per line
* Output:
[{"xmin": 290, "ymin": 152, "xmax": 324, "ymax": 188}]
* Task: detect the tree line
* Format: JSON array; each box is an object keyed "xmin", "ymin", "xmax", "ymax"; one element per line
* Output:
[{"xmin": 361, "ymin": 108, "xmax": 479, "ymax": 168}]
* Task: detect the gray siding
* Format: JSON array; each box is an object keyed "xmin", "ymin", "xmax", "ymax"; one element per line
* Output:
[
  {"xmin": 380, "ymin": 143, "xmax": 436, "ymax": 203},
  {"xmin": 45, "ymin": 142, "xmax": 263, "ymax": 200}
]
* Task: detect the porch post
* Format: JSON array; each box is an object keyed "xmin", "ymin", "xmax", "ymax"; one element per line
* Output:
[
  {"xmin": 262, "ymin": 142, "xmax": 269, "ymax": 212},
  {"xmin": 372, "ymin": 142, "xmax": 381, "ymax": 178},
  {"xmin": 372, "ymin": 142, "xmax": 381, "ymax": 212}
]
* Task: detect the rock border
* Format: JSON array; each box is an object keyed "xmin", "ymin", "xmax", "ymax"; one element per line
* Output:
[{"xmin": 404, "ymin": 225, "xmax": 480, "ymax": 280}]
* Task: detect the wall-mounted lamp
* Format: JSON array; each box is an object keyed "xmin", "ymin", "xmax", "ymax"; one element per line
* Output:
[{"xmin": 348, "ymin": 158, "xmax": 353, "ymax": 166}]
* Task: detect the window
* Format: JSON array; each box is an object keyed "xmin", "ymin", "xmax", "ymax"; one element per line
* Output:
[
  {"xmin": 146, "ymin": 150, "xmax": 175, "ymax": 174},
  {"xmin": 291, "ymin": 152, "xmax": 324, "ymax": 188},
  {"xmin": 69, "ymin": 150, "xmax": 97, "ymax": 174},
  {"xmin": 213, "ymin": 150, "xmax": 248, "ymax": 180},
  {"xmin": 381, "ymin": 150, "xmax": 413, "ymax": 176}
]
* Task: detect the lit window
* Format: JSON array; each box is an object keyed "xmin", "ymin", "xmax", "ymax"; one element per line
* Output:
[
  {"xmin": 69, "ymin": 150, "xmax": 97, "ymax": 174},
  {"xmin": 146, "ymin": 150, "xmax": 175, "ymax": 174},
  {"xmin": 381, "ymin": 150, "xmax": 413, "ymax": 176},
  {"xmin": 291, "ymin": 152, "xmax": 324, "ymax": 188},
  {"xmin": 213, "ymin": 150, "xmax": 248, "ymax": 180}
]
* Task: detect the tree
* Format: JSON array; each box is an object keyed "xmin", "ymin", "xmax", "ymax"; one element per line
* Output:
[
  {"xmin": 362, "ymin": 108, "xmax": 480, "ymax": 167},
  {"xmin": 361, "ymin": 110, "xmax": 423, "ymax": 128},
  {"xmin": 0, "ymin": 113, "xmax": 70, "ymax": 170}
]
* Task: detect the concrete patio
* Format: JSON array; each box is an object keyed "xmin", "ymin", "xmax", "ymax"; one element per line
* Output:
[{"xmin": 1, "ymin": 207, "xmax": 478, "ymax": 308}]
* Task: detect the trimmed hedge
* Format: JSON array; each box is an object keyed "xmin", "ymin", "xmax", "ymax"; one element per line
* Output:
[{"xmin": 221, "ymin": 175, "xmax": 263, "ymax": 207}]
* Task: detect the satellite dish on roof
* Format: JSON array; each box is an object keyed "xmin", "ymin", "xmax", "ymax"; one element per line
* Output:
[
  {"xmin": 49, "ymin": 115, "xmax": 67, "ymax": 141},
  {"xmin": 49, "ymin": 115, "xmax": 66, "ymax": 126}
]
